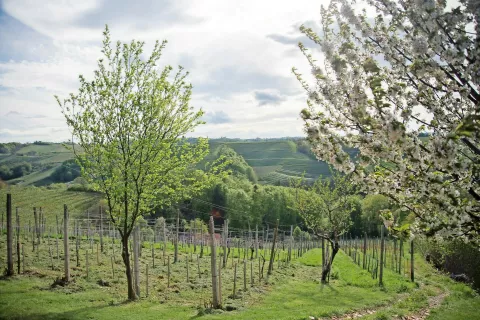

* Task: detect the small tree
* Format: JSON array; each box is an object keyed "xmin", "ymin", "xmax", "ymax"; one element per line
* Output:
[
  {"xmin": 58, "ymin": 26, "xmax": 222, "ymax": 300},
  {"xmin": 293, "ymin": 0, "xmax": 480, "ymax": 245},
  {"xmin": 292, "ymin": 170, "xmax": 356, "ymax": 282},
  {"xmin": 361, "ymin": 194, "xmax": 391, "ymax": 236}
]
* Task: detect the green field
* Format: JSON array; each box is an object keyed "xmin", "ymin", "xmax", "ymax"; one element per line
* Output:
[
  {"xmin": 0, "ymin": 144, "xmax": 75, "ymax": 186},
  {"xmin": 0, "ymin": 187, "xmax": 478, "ymax": 319},
  {"xmin": 0, "ymin": 186, "xmax": 102, "ymax": 220},
  {"xmin": 0, "ymin": 234, "xmax": 478, "ymax": 320}
]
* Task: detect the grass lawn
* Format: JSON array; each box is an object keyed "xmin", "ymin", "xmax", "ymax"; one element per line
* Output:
[
  {"xmin": 2, "ymin": 238, "xmax": 477, "ymax": 320},
  {"xmin": 0, "ymin": 212, "xmax": 479, "ymax": 320}
]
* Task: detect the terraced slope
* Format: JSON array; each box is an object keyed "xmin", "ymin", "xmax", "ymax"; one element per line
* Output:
[
  {"xmin": 210, "ymin": 140, "xmax": 332, "ymax": 184},
  {"xmin": 0, "ymin": 185, "xmax": 102, "ymax": 220}
]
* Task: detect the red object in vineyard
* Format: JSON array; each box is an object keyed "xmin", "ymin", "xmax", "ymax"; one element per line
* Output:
[{"xmin": 211, "ymin": 208, "xmax": 222, "ymax": 219}]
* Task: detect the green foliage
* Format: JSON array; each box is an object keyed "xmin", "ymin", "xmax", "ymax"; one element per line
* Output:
[
  {"xmin": 0, "ymin": 161, "xmax": 32, "ymax": 180},
  {"xmin": 0, "ymin": 142, "xmax": 24, "ymax": 154},
  {"xmin": 213, "ymin": 144, "xmax": 258, "ymax": 183},
  {"xmin": 57, "ymin": 26, "xmax": 223, "ymax": 238},
  {"xmin": 292, "ymin": 170, "xmax": 357, "ymax": 240},
  {"xmin": 361, "ymin": 194, "xmax": 391, "ymax": 236},
  {"xmin": 50, "ymin": 159, "xmax": 81, "ymax": 182}
]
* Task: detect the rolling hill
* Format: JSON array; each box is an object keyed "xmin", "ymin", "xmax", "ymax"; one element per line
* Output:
[{"xmin": 0, "ymin": 139, "xmax": 342, "ymax": 186}]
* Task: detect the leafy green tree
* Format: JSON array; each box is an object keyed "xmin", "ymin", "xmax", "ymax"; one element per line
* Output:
[
  {"xmin": 226, "ymin": 187, "xmax": 252, "ymax": 228},
  {"xmin": 293, "ymin": 226, "xmax": 303, "ymax": 239},
  {"xmin": 57, "ymin": 26, "xmax": 223, "ymax": 300},
  {"xmin": 292, "ymin": 170, "xmax": 357, "ymax": 282},
  {"xmin": 51, "ymin": 159, "xmax": 81, "ymax": 182},
  {"xmin": 0, "ymin": 165, "xmax": 12, "ymax": 180},
  {"xmin": 361, "ymin": 194, "xmax": 391, "ymax": 236}
]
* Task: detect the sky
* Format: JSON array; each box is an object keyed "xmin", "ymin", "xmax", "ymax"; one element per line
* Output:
[{"xmin": 0, "ymin": 0, "xmax": 327, "ymax": 143}]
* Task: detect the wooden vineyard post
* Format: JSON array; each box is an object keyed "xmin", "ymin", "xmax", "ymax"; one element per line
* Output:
[
  {"xmin": 6, "ymin": 193, "xmax": 14, "ymax": 276},
  {"xmin": 267, "ymin": 220, "xmax": 279, "ymax": 276},
  {"xmin": 233, "ymin": 263, "xmax": 237, "ymax": 298},
  {"xmin": 16, "ymin": 207, "xmax": 21, "ymax": 274},
  {"xmin": 33, "ymin": 207, "xmax": 39, "ymax": 251},
  {"xmin": 243, "ymin": 259, "xmax": 247, "ymax": 291},
  {"xmin": 38, "ymin": 207, "xmax": 42, "ymax": 243},
  {"xmin": 255, "ymin": 225, "xmax": 259, "ymax": 259},
  {"xmin": 193, "ymin": 220, "xmax": 197, "ymax": 253},
  {"xmin": 379, "ymin": 225, "xmax": 385, "ymax": 286},
  {"xmin": 56, "ymin": 225, "xmax": 59, "ymax": 261},
  {"xmin": 151, "ymin": 242, "xmax": 155, "ymax": 268},
  {"xmin": 174, "ymin": 209, "xmax": 179, "ymax": 263},
  {"xmin": 197, "ymin": 254, "xmax": 201, "ymax": 278},
  {"xmin": 398, "ymin": 239, "xmax": 403, "ymax": 275},
  {"xmin": 410, "ymin": 239, "xmax": 414, "ymax": 282},
  {"xmin": 111, "ymin": 256, "xmax": 115, "ymax": 280},
  {"xmin": 186, "ymin": 254, "xmax": 190, "ymax": 282},
  {"xmin": 288, "ymin": 225, "xmax": 293, "ymax": 262},
  {"xmin": 99, "ymin": 206, "xmax": 104, "ymax": 253},
  {"xmin": 163, "ymin": 221, "xmax": 167, "ymax": 265},
  {"xmin": 146, "ymin": 264, "xmax": 149, "ymax": 297},
  {"xmin": 63, "ymin": 204, "xmax": 70, "ymax": 282},
  {"xmin": 393, "ymin": 238, "xmax": 397, "ymax": 273},
  {"xmin": 48, "ymin": 236, "xmax": 54, "ymax": 270},
  {"xmin": 167, "ymin": 255, "xmax": 171, "ymax": 288},
  {"xmin": 86, "ymin": 250, "xmax": 89, "ymax": 280},
  {"xmin": 22, "ymin": 244, "xmax": 25, "ymax": 273},
  {"xmin": 208, "ymin": 216, "xmax": 220, "ymax": 308},
  {"xmin": 258, "ymin": 257, "xmax": 261, "ymax": 282},
  {"xmin": 250, "ymin": 260, "xmax": 254, "ymax": 287},
  {"xmin": 222, "ymin": 222, "xmax": 227, "ymax": 268},
  {"xmin": 75, "ymin": 221, "xmax": 80, "ymax": 267},
  {"xmin": 363, "ymin": 232, "xmax": 367, "ymax": 269},
  {"xmin": 218, "ymin": 257, "xmax": 222, "ymax": 305},
  {"xmin": 200, "ymin": 226, "xmax": 204, "ymax": 258}
]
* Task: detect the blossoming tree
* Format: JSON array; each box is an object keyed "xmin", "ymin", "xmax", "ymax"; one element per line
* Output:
[
  {"xmin": 292, "ymin": 171, "xmax": 357, "ymax": 282},
  {"xmin": 293, "ymin": 0, "xmax": 479, "ymax": 245}
]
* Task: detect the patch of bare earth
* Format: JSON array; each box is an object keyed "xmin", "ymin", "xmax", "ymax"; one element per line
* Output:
[
  {"xmin": 394, "ymin": 292, "xmax": 449, "ymax": 320},
  {"xmin": 312, "ymin": 290, "xmax": 449, "ymax": 320}
]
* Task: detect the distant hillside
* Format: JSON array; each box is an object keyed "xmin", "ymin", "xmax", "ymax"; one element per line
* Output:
[
  {"xmin": 210, "ymin": 140, "xmax": 340, "ymax": 185},
  {"xmin": 0, "ymin": 142, "xmax": 75, "ymax": 186},
  {"xmin": 0, "ymin": 139, "xmax": 347, "ymax": 186}
]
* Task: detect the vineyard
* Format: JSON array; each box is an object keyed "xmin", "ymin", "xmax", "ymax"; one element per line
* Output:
[{"xmin": 1, "ymin": 191, "xmax": 479, "ymax": 319}]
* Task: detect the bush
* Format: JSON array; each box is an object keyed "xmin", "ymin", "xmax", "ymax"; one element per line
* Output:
[
  {"xmin": 0, "ymin": 165, "xmax": 12, "ymax": 180},
  {"xmin": 12, "ymin": 162, "xmax": 32, "ymax": 178},
  {"xmin": 0, "ymin": 162, "xmax": 32, "ymax": 180},
  {"xmin": 51, "ymin": 159, "xmax": 81, "ymax": 182}
]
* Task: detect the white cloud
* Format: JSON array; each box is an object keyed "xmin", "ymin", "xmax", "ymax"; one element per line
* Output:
[{"xmin": 0, "ymin": 0, "xmax": 319, "ymax": 142}]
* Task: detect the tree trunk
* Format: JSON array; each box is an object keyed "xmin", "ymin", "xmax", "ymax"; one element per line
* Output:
[
  {"xmin": 321, "ymin": 240, "xmax": 339, "ymax": 283},
  {"xmin": 267, "ymin": 220, "xmax": 279, "ymax": 275},
  {"xmin": 121, "ymin": 235, "xmax": 137, "ymax": 301},
  {"xmin": 63, "ymin": 204, "xmax": 70, "ymax": 282}
]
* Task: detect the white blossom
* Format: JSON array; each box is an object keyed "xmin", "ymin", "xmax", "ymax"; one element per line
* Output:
[{"xmin": 294, "ymin": 0, "xmax": 480, "ymax": 246}]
